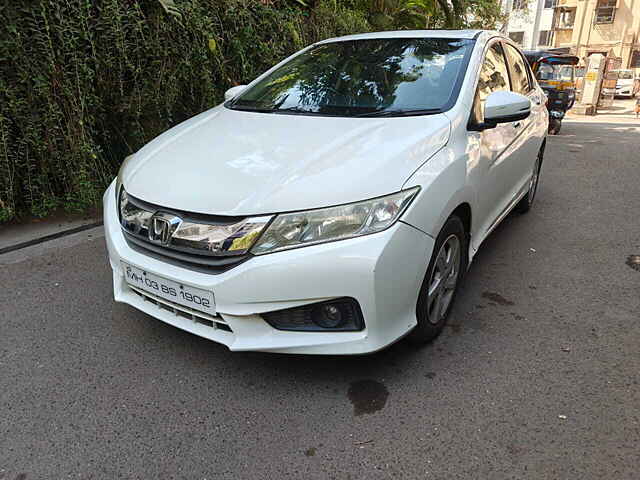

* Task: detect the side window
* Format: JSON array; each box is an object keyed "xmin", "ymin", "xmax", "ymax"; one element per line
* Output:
[
  {"xmin": 504, "ymin": 43, "xmax": 532, "ymax": 94},
  {"xmin": 523, "ymin": 56, "xmax": 536, "ymax": 87},
  {"xmin": 471, "ymin": 43, "xmax": 511, "ymax": 124}
]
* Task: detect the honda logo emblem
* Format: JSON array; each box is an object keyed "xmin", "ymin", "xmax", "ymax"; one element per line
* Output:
[{"xmin": 148, "ymin": 212, "xmax": 182, "ymax": 246}]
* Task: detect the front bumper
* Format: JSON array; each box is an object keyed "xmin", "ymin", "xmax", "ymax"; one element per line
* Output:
[{"xmin": 103, "ymin": 181, "xmax": 434, "ymax": 354}]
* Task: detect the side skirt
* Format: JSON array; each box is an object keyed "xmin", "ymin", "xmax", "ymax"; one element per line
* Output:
[{"xmin": 468, "ymin": 179, "xmax": 530, "ymax": 266}]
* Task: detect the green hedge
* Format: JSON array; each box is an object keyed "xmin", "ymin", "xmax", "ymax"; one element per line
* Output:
[{"xmin": 0, "ymin": 0, "xmax": 373, "ymax": 221}]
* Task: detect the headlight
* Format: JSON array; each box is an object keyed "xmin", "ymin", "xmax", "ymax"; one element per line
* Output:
[
  {"xmin": 115, "ymin": 154, "xmax": 134, "ymax": 203},
  {"xmin": 251, "ymin": 187, "xmax": 419, "ymax": 255},
  {"xmin": 118, "ymin": 188, "xmax": 154, "ymax": 235}
]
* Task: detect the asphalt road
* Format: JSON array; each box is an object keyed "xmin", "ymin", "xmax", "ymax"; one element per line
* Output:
[{"xmin": 2, "ymin": 119, "xmax": 640, "ymax": 479}]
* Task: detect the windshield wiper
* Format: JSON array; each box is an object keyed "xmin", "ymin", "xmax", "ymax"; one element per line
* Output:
[
  {"xmin": 270, "ymin": 106, "xmax": 313, "ymax": 115},
  {"xmin": 227, "ymin": 104, "xmax": 276, "ymax": 113},
  {"xmin": 357, "ymin": 108, "xmax": 442, "ymax": 117},
  {"xmin": 228, "ymin": 104, "xmax": 314, "ymax": 115}
]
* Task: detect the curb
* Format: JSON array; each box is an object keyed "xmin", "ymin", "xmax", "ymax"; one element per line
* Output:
[{"xmin": 0, "ymin": 221, "xmax": 104, "ymax": 255}]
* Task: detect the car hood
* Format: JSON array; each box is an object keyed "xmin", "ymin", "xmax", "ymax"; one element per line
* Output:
[{"xmin": 121, "ymin": 105, "xmax": 450, "ymax": 216}]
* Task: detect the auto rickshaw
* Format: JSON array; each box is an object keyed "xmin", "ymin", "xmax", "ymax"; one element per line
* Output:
[{"xmin": 524, "ymin": 50, "xmax": 580, "ymax": 135}]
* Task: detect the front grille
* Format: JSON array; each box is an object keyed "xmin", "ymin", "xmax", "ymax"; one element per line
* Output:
[
  {"xmin": 130, "ymin": 286, "xmax": 232, "ymax": 332},
  {"xmin": 124, "ymin": 233, "xmax": 250, "ymax": 273},
  {"xmin": 119, "ymin": 191, "xmax": 268, "ymax": 273}
]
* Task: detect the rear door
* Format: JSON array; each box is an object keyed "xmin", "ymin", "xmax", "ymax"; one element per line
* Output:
[{"xmin": 502, "ymin": 42, "xmax": 545, "ymax": 198}]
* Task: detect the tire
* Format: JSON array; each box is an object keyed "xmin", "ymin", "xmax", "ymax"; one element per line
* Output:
[
  {"xmin": 516, "ymin": 145, "xmax": 544, "ymax": 214},
  {"xmin": 407, "ymin": 215, "xmax": 468, "ymax": 344},
  {"xmin": 548, "ymin": 118, "xmax": 561, "ymax": 135}
]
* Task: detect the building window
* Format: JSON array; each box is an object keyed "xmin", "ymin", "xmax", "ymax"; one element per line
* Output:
[
  {"xmin": 595, "ymin": 0, "xmax": 616, "ymax": 24},
  {"xmin": 509, "ymin": 31, "xmax": 525, "ymax": 45},
  {"xmin": 512, "ymin": 0, "xmax": 527, "ymax": 10},
  {"xmin": 539, "ymin": 30, "xmax": 553, "ymax": 46},
  {"xmin": 544, "ymin": 0, "xmax": 556, "ymax": 8},
  {"xmin": 557, "ymin": 8, "xmax": 576, "ymax": 28}
]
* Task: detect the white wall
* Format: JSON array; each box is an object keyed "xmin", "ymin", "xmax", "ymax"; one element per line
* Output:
[{"xmin": 503, "ymin": 0, "xmax": 556, "ymax": 50}]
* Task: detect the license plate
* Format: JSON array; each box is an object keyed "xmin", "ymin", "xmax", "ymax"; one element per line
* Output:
[{"xmin": 121, "ymin": 262, "xmax": 215, "ymax": 315}]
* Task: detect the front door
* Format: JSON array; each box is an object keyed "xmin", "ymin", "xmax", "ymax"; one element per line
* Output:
[{"xmin": 470, "ymin": 40, "xmax": 519, "ymax": 246}]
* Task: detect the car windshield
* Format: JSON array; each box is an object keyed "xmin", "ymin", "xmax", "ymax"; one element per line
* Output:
[
  {"xmin": 537, "ymin": 63, "xmax": 574, "ymax": 82},
  {"xmin": 227, "ymin": 38, "xmax": 473, "ymax": 117}
]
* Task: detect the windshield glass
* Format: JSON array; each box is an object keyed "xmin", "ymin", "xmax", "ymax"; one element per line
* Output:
[
  {"xmin": 537, "ymin": 63, "xmax": 574, "ymax": 81},
  {"xmin": 227, "ymin": 38, "xmax": 473, "ymax": 117}
]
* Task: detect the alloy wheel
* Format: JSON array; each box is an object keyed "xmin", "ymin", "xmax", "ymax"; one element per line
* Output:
[{"xmin": 427, "ymin": 234, "xmax": 461, "ymax": 324}]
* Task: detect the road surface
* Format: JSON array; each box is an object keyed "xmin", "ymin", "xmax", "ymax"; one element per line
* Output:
[{"xmin": 1, "ymin": 118, "xmax": 639, "ymax": 479}]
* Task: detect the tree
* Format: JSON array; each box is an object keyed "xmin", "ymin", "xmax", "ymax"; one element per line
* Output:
[{"xmin": 351, "ymin": 0, "xmax": 505, "ymax": 30}]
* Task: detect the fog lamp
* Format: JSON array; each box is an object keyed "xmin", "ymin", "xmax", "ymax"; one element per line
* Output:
[
  {"xmin": 261, "ymin": 298, "xmax": 364, "ymax": 332},
  {"xmin": 314, "ymin": 304, "xmax": 343, "ymax": 328}
]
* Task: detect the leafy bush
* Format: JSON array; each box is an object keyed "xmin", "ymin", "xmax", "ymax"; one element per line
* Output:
[
  {"xmin": 0, "ymin": 0, "xmax": 371, "ymax": 221},
  {"xmin": 0, "ymin": 0, "xmax": 502, "ymax": 222}
]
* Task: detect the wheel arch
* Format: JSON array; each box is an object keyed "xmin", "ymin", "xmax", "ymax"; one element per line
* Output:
[{"xmin": 450, "ymin": 202, "xmax": 472, "ymax": 242}]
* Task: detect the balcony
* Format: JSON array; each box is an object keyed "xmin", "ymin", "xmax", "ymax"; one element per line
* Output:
[{"xmin": 553, "ymin": 6, "xmax": 576, "ymax": 30}]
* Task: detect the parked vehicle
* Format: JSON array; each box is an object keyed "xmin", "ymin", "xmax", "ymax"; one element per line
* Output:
[
  {"xmin": 612, "ymin": 69, "xmax": 637, "ymax": 98},
  {"xmin": 104, "ymin": 30, "xmax": 548, "ymax": 354},
  {"xmin": 524, "ymin": 50, "xmax": 579, "ymax": 135}
]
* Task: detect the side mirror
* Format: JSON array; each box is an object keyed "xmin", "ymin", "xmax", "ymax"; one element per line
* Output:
[
  {"xmin": 224, "ymin": 85, "xmax": 247, "ymax": 101},
  {"xmin": 485, "ymin": 91, "xmax": 531, "ymax": 125},
  {"xmin": 472, "ymin": 91, "xmax": 531, "ymax": 131}
]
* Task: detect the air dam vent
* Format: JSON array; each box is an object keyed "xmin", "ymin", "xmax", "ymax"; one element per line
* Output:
[{"xmin": 130, "ymin": 286, "xmax": 232, "ymax": 332}]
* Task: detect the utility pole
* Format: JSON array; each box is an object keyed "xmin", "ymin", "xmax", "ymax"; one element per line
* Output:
[{"xmin": 531, "ymin": 0, "xmax": 545, "ymax": 49}]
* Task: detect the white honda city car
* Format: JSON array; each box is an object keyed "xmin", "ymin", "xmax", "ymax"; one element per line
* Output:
[{"xmin": 104, "ymin": 30, "xmax": 547, "ymax": 354}]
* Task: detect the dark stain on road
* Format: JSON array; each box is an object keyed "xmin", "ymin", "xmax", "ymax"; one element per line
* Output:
[
  {"xmin": 482, "ymin": 291, "xmax": 515, "ymax": 306},
  {"xmin": 348, "ymin": 380, "xmax": 389, "ymax": 416},
  {"xmin": 425, "ymin": 372, "xmax": 436, "ymax": 379},
  {"xmin": 449, "ymin": 323, "xmax": 462, "ymax": 334},
  {"xmin": 626, "ymin": 255, "xmax": 640, "ymax": 272},
  {"xmin": 304, "ymin": 447, "xmax": 317, "ymax": 457}
]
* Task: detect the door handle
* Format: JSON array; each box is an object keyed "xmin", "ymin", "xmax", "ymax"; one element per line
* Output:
[{"xmin": 513, "ymin": 122, "xmax": 522, "ymax": 128}]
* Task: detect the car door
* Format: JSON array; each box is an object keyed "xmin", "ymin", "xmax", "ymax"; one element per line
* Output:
[
  {"xmin": 470, "ymin": 40, "xmax": 520, "ymax": 244},
  {"xmin": 502, "ymin": 42, "xmax": 545, "ymax": 199}
]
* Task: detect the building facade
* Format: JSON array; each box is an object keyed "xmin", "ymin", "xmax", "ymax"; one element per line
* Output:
[
  {"xmin": 550, "ymin": 0, "xmax": 640, "ymax": 71},
  {"xmin": 504, "ymin": 0, "xmax": 640, "ymax": 71},
  {"xmin": 502, "ymin": 0, "xmax": 556, "ymax": 50}
]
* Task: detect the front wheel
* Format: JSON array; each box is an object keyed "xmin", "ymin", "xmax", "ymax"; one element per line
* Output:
[{"xmin": 408, "ymin": 215, "xmax": 467, "ymax": 344}]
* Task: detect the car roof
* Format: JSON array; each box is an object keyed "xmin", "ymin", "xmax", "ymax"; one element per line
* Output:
[{"xmin": 317, "ymin": 29, "xmax": 492, "ymax": 45}]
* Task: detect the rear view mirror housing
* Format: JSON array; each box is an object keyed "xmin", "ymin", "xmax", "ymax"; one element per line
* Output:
[
  {"xmin": 471, "ymin": 91, "xmax": 532, "ymax": 131},
  {"xmin": 224, "ymin": 85, "xmax": 247, "ymax": 101}
]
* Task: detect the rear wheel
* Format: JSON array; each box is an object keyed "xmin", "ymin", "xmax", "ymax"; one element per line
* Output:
[
  {"xmin": 408, "ymin": 215, "xmax": 467, "ymax": 344},
  {"xmin": 517, "ymin": 145, "xmax": 544, "ymax": 214}
]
